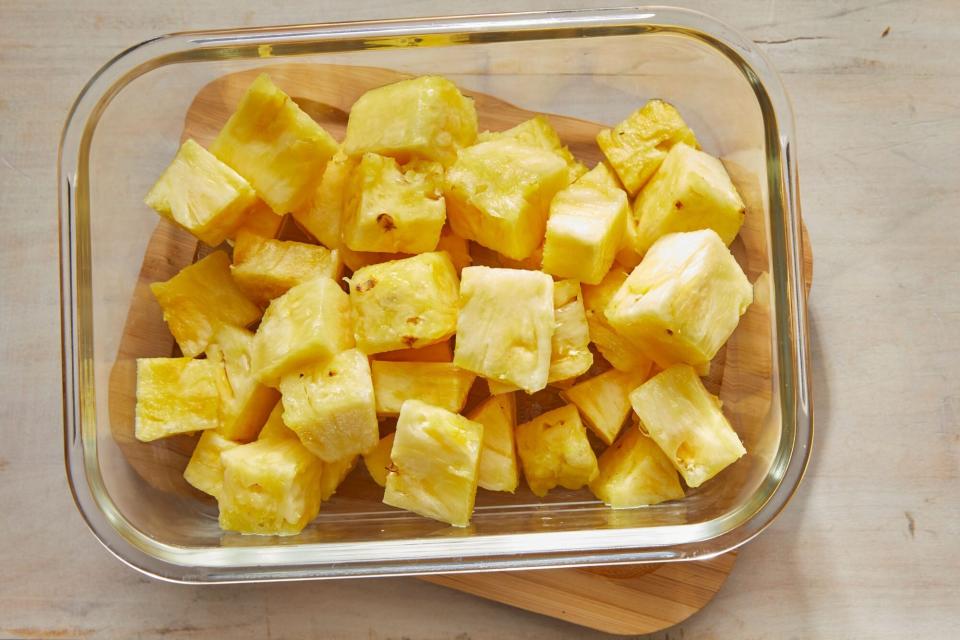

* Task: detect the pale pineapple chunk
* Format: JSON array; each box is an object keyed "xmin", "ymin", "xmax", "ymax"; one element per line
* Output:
[
  {"xmin": 135, "ymin": 357, "xmax": 219, "ymax": 442},
  {"xmin": 605, "ymin": 229, "xmax": 752, "ymax": 370},
  {"xmin": 363, "ymin": 432, "xmax": 395, "ymax": 488},
  {"xmin": 454, "ymin": 267, "xmax": 555, "ymax": 393},
  {"xmin": 343, "ymin": 76, "xmax": 478, "ymax": 167},
  {"xmin": 319, "ymin": 456, "xmax": 357, "ymax": 501},
  {"xmin": 150, "ymin": 251, "xmax": 261, "ymax": 358},
  {"xmin": 234, "ymin": 199, "xmax": 284, "ymax": 239},
  {"xmin": 435, "ymin": 226, "xmax": 472, "ymax": 273},
  {"xmin": 596, "ymin": 99, "xmax": 698, "ymax": 196},
  {"xmin": 342, "ymin": 153, "xmax": 446, "ymax": 253},
  {"xmin": 293, "ymin": 150, "xmax": 355, "ymax": 249},
  {"xmin": 211, "ymin": 74, "xmax": 338, "ymax": 214},
  {"xmin": 349, "ymin": 252, "xmax": 459, "ymax": 355},
  {"xmin": 183, "ymin": 430, "xmax": 239, "ymax": 498},
  {"xmin": 374, "ymin": 339, "xmax": 453, "ymax": 363},
  {"xmin": 206, "ymin": 326, "xmax": 280, "ymax": 442},
  {"xmin": 445, "ymin": 139, "xmax": 569, "ymax": 260},
  {"xmin": 252, "ymin": 277, "xmax": 354, "ymax": 385},
  {"xmin": 468, "ymin": 394, "xmax": 519, "ymax": 493},
  {"xmin": 515, "ymin": 404, "xmax": 598, "ymax": 497},
  {"xmin": 581, "ymin": 266, "xmax": 653, "ymax": 374},
  {"xmin": 589, "ymin": 424, "xmax": 684, "ymax": 507},
  {"xmin": 231, "ymin": 230, "xmax": 342, "ymax": 305},
  {"xmin": 615, "ymin": 213, "xmax": 644, "ymax": 271},
  {"xmin": 145, "ymin": 139, "xmax": 257, "ymax": 246},
  {"xmin": 629, "ymin": 364, "xmax": 746, "ymax": 487},
  {"xmin": 278, "ymin": 349, "xmax": 378, "ymax": 462},
  {"xmin": 371, "ymin": 361, "xmax": 476, "ymax": 416},
  {"xmin": 541, "ymin": 163, "xmax": 628, "ymax": 285},
  {"xmin": 632, "ymin": 143, "xmax": 746, "ymax": 255},
  {"xmin": 478, "ymin": 115, "xmax": 587, "ymax": 184},
  {"xmin": 561, "ymin": 368, "xmax": 648, "ymax": 445},
  {"xmin": 549, "ymin": 279, "xmax": 593, "ymax": 383},
  {"xmin": 383, "ymin": 400, "xmax": 483, "ymax": 527},
  {"xmin": 219, "ymin": 438, "xmax": 323, "ymax": 535},
  {"xmin": 257, "ymin": 403, "xmax": 297, "ymax": 441}
]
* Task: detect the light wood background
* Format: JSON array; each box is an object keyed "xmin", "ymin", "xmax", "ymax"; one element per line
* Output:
[{"xmin": 1, "ymin": 1, "xmax": 958, "ymax": 639}]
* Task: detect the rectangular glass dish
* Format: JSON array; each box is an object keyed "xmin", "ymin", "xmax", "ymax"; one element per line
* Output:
[{"xmin": 59, "ymin": 7, "xmax": 812, "ymax": 582}]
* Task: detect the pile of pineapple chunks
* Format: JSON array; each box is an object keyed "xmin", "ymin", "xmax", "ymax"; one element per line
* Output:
[{"xmin": 136, "ymin": 73, "xmax": 754, "ymax": 534}]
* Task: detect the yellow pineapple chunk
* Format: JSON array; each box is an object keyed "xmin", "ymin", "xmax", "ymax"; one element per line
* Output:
[
  {"xmin": 363, "ymin": 432, "xmax": 395, "ymax": 488},
  {"xmin": 596, "ymin": 99, "xmax": 698, "ymax": 196},
  {"xmin": 549, "ymin": 279, "xmax": 593, "ymax": 383},
  {"xmin": 383, "ymin": 400, "xmax": 483, "ymax": 527},
  {"xmin": 630, "ymin": 364, "xmax": 746, "ymax": 487},
  {"xmin": 487, "ymin": 379, "xmax": 520, "ymax": 395},
  {"xmin": 632, "ymin": 143, "xmax": 746, "ymax": 255},
  {"xmin": 542, "ymin": 163, "xmax": 628, "ymax": 285},
  {"xmin": 211, "ymin": 74, "xmax": 338, "ymax": 214},
  {"xmin": 135, "ymin": 357, "xmax": 219, "ymax": 442},
  {"xmin": 338, "ymin": 246, "xmax": 406, "ymax": 272},
  {"xmin": 468, "ymin": 394, "xmax": 518, "ymax": 493},
  {"xmin": 478, "ymin": 115, "xmax": 587, "ymax": 184},
  {"xmin": 454, "ymin": 267, "xmax": 555, "ymax": 393},
  {"xmin": 150, "ymin": 251, "xmax": 261, "ymax": 358},
  {"xmin": 445, "ymin": 138, "xmax": 569, "ymax": 260},
  {"xmin": 183, "ymin": 430, "xmax": 239, "ymax": 498},
  {"xmin": 589, "ymin": 424, "xmax": 684, "ymax": 507},
  {"xmin": 605, "ymin": 229, "xmax": 752, "ymax": 370},
  {"xmin": 293, "ymin": 150, "xmax": 355, "ymax": 249},
  {"xmin": 278, "ymin": 349, "xmax": 378, "ymax": 462},
  {"xmin": 561, "ymin": 368, "xmax": 648, "ymax": 445},
  {"xmin": 257, "ymin": 403, "xmax": 297, "ymax": 441},
  {"xmin": 349, "ymin": 252, "xmax": 459, "ymax": 355},
  {"xmin": 219, "ymin": 438, "xmax": 323, "ymax": 535},
  {"xmin": 371, "ymin": 361, "xmax": 475, "ymax": 416},
  {"xmin": 435, "ymin": 226, "xmax": 472, "ymax": 273},
  {"xmin": 342, "ymin": 153, "xmax": 446, "ymax": 253},
  {"xmin": 236, "ymin": 199, "xmax": 284, "ymax": 239},
  {"xmin": 515, "ymin": 404, "xmax": 598, "ymax": 497},
  {"xmin": 581, "ymin": 266, "xmax": 653, "ymax": 374},
  {"xmin": 252, "ymin": 277, "xmax": 354, "ymax": 386},
  {"xmin": 319, "ymin": 456, "xmax": 357, "ymax": 501},
  {"xmin": 374, "ymin": 339, "xmax": 453, "ymax": 363},
  {"xmin": 343, "ymin": 75, "xmax": 478, "ymax": 167},
  {"xmin": 231, "ymin": 230, "xmax": 342, "ymax": 305},
  {"xmin": 206, "ymin": 326, "xmax": 280, "ymax": 442},
  {"xmin": 615, "ymin": 214, "xmax": 644, "ymax": 271},
  {"xmin": 145, "ymin": 139, "xmax": 257, "ymax": 246}
]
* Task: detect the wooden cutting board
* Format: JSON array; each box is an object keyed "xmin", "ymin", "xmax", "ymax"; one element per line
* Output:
[{"xmin": 109, "ymin": 63, "xmax": 812, "ymax": 636}]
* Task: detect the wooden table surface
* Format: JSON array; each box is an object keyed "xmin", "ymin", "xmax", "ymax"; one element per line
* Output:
[{"xmin": 1, "ymin": 1, "xmax": 957, "ymax": 638}]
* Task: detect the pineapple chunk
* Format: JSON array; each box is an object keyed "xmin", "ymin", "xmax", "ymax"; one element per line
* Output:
[
  {"xmin": 211, "ymin": 74, "xmax": 338, "ymax": 214},
  {"xmin": 454, "ymin": 267, "xmax": 555, "ymax": 394},
  {"xmin": 596, "ymin": 99, "xmax": 698, "ymax": 196},
  {"xmin": 278, "ymin": 349, "xmax": 378, "ymax": 462},
  {"xmin": 343, "ymin": 75, "xmax": 478, "ymax": 167},
  {"xmin": 144, "ymin": 139, "xmax": 257, "ymax": 246},
  {"xmin": 293, "ymin": 150, "xmax": 356, "ymax": 249},
  {"xmin": 436, "ymin": 226, "xmax": 472, "ymax": 273},
  {"xmin": 234, "ymin": 199, "xmax": 284, "ymax": 239},
  {"xmin": 219, "ymin": 438, "xmax": 323, "ymax": 535},
  {"xmin": 383, "ymin": 400, "xmax": 483, "ymax": 527},
  {"xmin": 349, "ymin": 252, "xmax": 459, "ymax": 355},
  {"xmin": 468, "ymin": 394, "xmax": 519, "ymax": 492},
  {"xmin": 549, "ymin": 279, "xmax": 593, "ymax": 383},
  {"xmin": 581, "ymin": 266, "xmax": 653, "ymax": 374},
  {"xmin": 629, "ymin": 364, "xmax": 746, "ymax": 487},
  {"xmin": 615, "ymin": 214, "xmax": 644, "ymax": 271},
  {"xmin": 135, "ymin": 357, "xmax": 219, "ymax": 442},
  {"xmin": 515, "ymin": 404, "xmax": 598, "ymax": 497},
  {"xmin": 319, "ymin": 455, "xmax": 357, "ymax": 501},
  {"xmin": 374, "ymin": 339, "xmax": 453, "ymax": 363},
  {"xmin": 605, "ymin": 229, "xmax": 752, "ymax": 370},
  {"xmin": 561, "ymin": 368, "xmax": 648, "ymax": 445},
  {"xmin": 487, "ymin": 379, "xmax": 520, "ymax": 396},
  {"xmin": 541, "ymin": 163, "xmax": 628, "ymax": 285},
  {"xmin": 478, "ymin": 115, "xmax": 587, "ymax": 184},
  {"xmin": 257, "ymin": 403, "xmax": 297, "ymax": 441},
  {"xmin": 183, "ymin": 430, "xmax": 239, "ymax": 498},
  {"xmin": 338, "ymin": 246, "xmax": 406, "ymax": 272},
  {"xmin": 342, "ymin": 153, "xmax": 446, "ymax": 253},
  {"xmin": 150, "ymin": 251, "xmax": 261, "ymax": 358},
  {"xmin": 251, "ymin": 277, "xmax": 354, "ymax": 386},
  {"xmin": 445, "ymin": 138, "xmax": 569, "ymax": 260},
  {"xmin": 632, "ymin": 143, "xmax": 746, "ymax": 255},
  {"xmin": 231, "ymin": 230, "xmax": 342, "ymax": 305},
  {"xmin": 206, "ymin": 326, "xmax": 280, "ymax": 442},
  {"xmin": 363, "ymin": 432, "xmax": 395, "ymax": 488},
  {"xmin": 589, "ymin": 424, "xmax": 684, "ymax": 507},
  {"xmin": 371, "ymin": 361, "xmax": 475, "ymax": 416}
]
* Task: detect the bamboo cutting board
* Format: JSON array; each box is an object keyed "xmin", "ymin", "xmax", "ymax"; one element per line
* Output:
[{"xmin": 109, "ymin": 63, "xmax": 812, "ymax": 636}]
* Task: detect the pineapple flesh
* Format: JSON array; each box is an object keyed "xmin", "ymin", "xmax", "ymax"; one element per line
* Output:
[
  {"xmin": 548, "ymin": 279, "xmax": 593, "ymax": 383},
  {"xmin": 364, "ymin": 432, "xmax": 395, "ymax": 488},
  {"xmin": 319, "ymin": 456, "xmax": 357, "ymax": 502},
  {"xmin": 605, "ymin": 229, "xmax": 752, "ymax": 371},
  {"xmin": 234, "ymin": 199, "xmax": 284, "ymax": 240},
  {"xmin": 383, "ymin": 399, "xmax": 484, "ymax": 527},
  {"xmin": 135, "ymin": 357, "xmax": 219, "ymax": 442},
  {"xmin": 454, "ymin": 267, "xmax": 555, "ymax": 394},
  {"xmin": 293, "ymin": 150, "xmax": 355, "ymax": 249},
  {"xmin": 562, "ymin": 368, "xmax": 649, "ymax": 446},
  {"xmin": 257, "ymin": 402, "xmax": 297, "ymax": 441},
  {"xmin": 468, "ymin": 393, "xmax": 519, "ymax": 493},
  {"xmin": 349, "ymin": 252, "xmax": 459, "ymax": 355},
  {"xmin": 478, "ymin": 115, "xmax": 587, "ymax": 184},
  {"xmin": 183, "ymin": 430, "xmax": 239, "ymax": 499},
  {"xmin": 231, "ymin": 230, "xmax": 342, "ymax": 306},
  {"xmin": 370, "ymin": 361, "xmax": 476, "ymax": 416},
  {"xmin": 630, "ymin": 364, "xmax": 746, "ymax": 487},
  {"xmin": 144, "ymin": 138, "xmax": 257, "ymax": 246},
  {"xmin": 435, "ymin": 226, "xmax": 472, "ymax": 273},
  {"xmin": 374, "ymin": 339, "xmax": 453, "ymax": 363},
  {"xmin": 278, "ymin": 349, "xmax": 378, "ymax": 462},
  {"xmin": 515, "ymin": 404, "xmax": 599, "ymax": 497},
  {"xmin": 589, "ymin": 424, "xmax": 685, "ymax": 507},
  {"xmin": 150, "ymin": 251, "xmax": 261, "ymax": 358},
  {"xmin": 211, "ymin": 74, "xmax": 339, "ymax": 214},
  {"xmin": 581, "ymin": 266, "xmax": 653, "ymax": 374}
]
